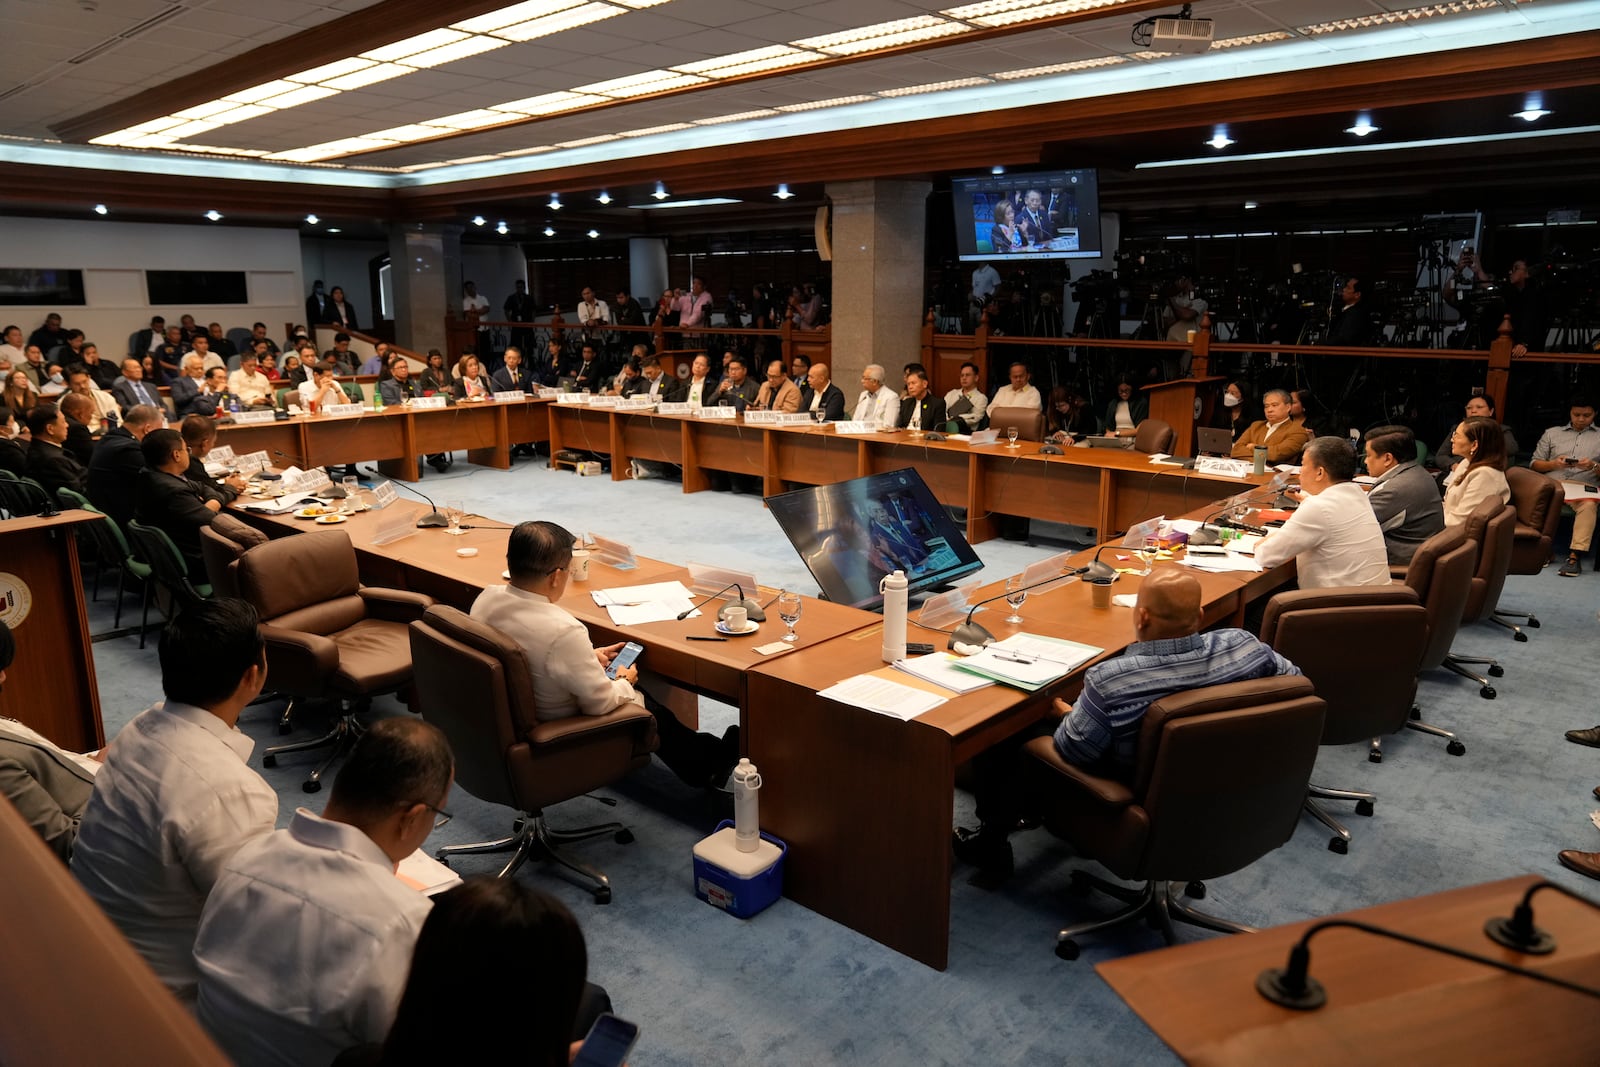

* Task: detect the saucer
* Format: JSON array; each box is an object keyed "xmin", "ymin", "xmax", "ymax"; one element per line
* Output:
[
  {"xmin": 715, "ymin": 620, "xmax": 759, "ymax": 636},
  {"xmin": 313, "ymin": 514, "xmax": 348, "ymax": 524}
]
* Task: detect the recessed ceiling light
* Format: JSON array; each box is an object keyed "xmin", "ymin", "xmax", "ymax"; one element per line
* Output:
[
  {"xmin": 1205, "ymin": 126, "xmax": 1234, "ymax": 150},
  {"xmin": 327, "ymin": 227, "xmax": 342, "ymax": 233},
  {"xmin": 1344, "ymin": 115, "xmax": 1380, "ymax": 137},
  {"xmin": 1244, "ymin": 200, "xmax": 1259, "ymax": 209},
  {"xmin": 991, "ymin": 165, "xmax": 1005, "ymax": 175},
  {"xmin": 548, "ymin": 193, "xmax": 562, "ymax": 210},
  {"xmin": 543, "ymin": 225, "xmax": 556, "ymax": 237},
  {"xmin": 305, "ymin": 213, "xmax": 320, "ymax": 225},
  {"xmin": 471, "ymin": 215, "xmax": 486, "ymax": 226},
  {"xmin": 93, "ymin": 204, "xmax": 108, "ymax": 215},
  {"xmin": 652, "ymin": 183, "xmax": 669, "ymax": 200},
  {"xmin": 774, "ymin": 183, "xmax": 794, "ymax": 200},
  {"xmin": 204, "ymin": 210, "xmax": 223, "ymax": 221},
  {"xmin": 587, "ymin": 229, "xmax": 600, "ymax": 238},
  {"xmin": 496, "ymin": 220, "xmax": 509, "ymax": 235},
  {"xmin": 596, "ymin": 190, "xmax": 612, "ymax": 205},
  {"xmin": 1513, "ymin": 93, "xmax": 1551, "ymax": 122},
  {"xmin": 630, "ymin": 197, "xmax": 742, "ymax": 210}
]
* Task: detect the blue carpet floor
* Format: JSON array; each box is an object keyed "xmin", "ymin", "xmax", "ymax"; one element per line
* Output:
[{"xmin": 84, "ymin": 455, "xmax": 1600, "ymax": 1066}]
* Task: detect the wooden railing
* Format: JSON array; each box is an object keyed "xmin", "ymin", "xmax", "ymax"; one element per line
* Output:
[{"xmin": 444, "ymin": 314, "xmax": 830, "ymax": 369}]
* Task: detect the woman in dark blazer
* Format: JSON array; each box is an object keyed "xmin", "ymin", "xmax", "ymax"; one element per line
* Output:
[
  {"xmin": 418, "ymin": 350, "xmax": 451, "ymax": 397},
  {"xmin": 452, "ymin": 354, "xmax": 492, "ymax": 401}
]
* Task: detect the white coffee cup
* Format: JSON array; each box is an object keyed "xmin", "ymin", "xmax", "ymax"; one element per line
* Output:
[
  {"xmin": 570, "ymin": 548, "xmax": 590, "ymax": 581},
  {"xmin": 722, "ymin": 605, "xmax": 748, "ymax": 631}
]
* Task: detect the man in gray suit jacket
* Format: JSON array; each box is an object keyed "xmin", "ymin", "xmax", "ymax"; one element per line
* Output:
[{"xmin": 1363, "ymin": 425, "xmax": 1445, "ymax": 565}]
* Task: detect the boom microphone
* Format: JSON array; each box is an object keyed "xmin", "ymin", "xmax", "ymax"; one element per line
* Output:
[
  {"xmin": 378, "ymin": 478, "xmax": 450, "ymax": 528},
  {"xmin": 676, "ymin": 582, "xmax": 767, "ymax": 622},
  {"xmin": 950, "ymin": 565, "xmax": 1087, "ymax": 650}
]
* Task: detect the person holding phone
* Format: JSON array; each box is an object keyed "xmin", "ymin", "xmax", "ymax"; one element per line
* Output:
[{"xmin": 1530, "ymin": 398, "xmax": 1599, "ymax": 576}]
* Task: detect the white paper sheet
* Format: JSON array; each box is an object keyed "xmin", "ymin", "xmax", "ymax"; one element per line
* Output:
[
  {"xmin": 816, "ymin": 675, "xmax": 947, "ymax": 720},
  {"xmin": 892, "ymin": 653, "xmax": 996, "ymax": 695},
  {"xmin": 590, "ymin": 581, "xmax": 701, "ymax": 624}
]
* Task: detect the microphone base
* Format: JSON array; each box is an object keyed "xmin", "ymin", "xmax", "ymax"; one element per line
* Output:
[
  {"xmin": 317, "ymin": 486, "xmax": 347, "ymax": 499},
  {"xmin": 1187, "ymin": 525, "xmax": 1222, "ymax": 547},
  {"xmin": 415, "ymin": 511, "xmax": 450, "ymax": 528},
  {"xmin": 948, "ymin": 620, "xmax": 996, "ymax": 651},
  {"xmin": 1256, "ymin": 968, "xmax": 1326, "ymax": 1010},
  {"xmin": 1082, "ymin": 560, "xmax": 1117, "ymax": 581},
  {"xmin": 720, "ymin": 598, "xmax": 767, "ymax": 623},
  {"xmin": 1484, "ymin": 916, "xmax": 1556, "ymax": 955}
]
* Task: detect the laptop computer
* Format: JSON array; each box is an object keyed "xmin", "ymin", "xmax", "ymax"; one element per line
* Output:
[
  {"xmin": 1195, "ymin": 426, "xmax": 1234, "ymax": 457},
  {"xmin": 1086, "ymin": 435, "xmax": 1134, "ymax": 450}
]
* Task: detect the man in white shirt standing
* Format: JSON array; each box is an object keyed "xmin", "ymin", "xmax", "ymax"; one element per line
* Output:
[
  {"xmin": 71, "ymin": 600, "xmax": 278, "ymax": 1000},
  {"xmin": 991, "ymin": 361, "xmax": 1042, "ymax": 412},
  {"xmin": 944, "ymin": 361, "xmax": 989, "ymax": 432},
  {"xmin": 576, "ymin": 286, "xmax": 611, "ymax": 334},
  {"xmin": 194, "ymin": 719, "xmax": 451, "ymax": 1067},
  {"xmin": 852, "ymin": 364, "xmax": 900, "ymax": 429},
  {"xmin": 462, "ymin": 281, "xmax": 491, "ymax": 359},
  {"xmin": 1254, "ymin": 436, "xmax": 1391, "ymax": 589}
]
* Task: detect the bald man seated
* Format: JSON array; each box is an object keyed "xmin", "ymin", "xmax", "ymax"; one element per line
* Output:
[{"xmin": 952, "ymin": 568, "xmax": 1302, "ymax": 876}]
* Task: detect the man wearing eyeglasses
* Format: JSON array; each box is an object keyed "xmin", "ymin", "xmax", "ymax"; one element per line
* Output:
[{"xmin": 193, "ymin": 718, "xmax": 455, "ymax": 1067}]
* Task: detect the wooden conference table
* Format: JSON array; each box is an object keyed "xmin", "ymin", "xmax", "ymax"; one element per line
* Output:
[
  {"xmin": 1096, "ymin": 875, "xmax": 1600, "ymax": 1065},
  {"xmin": 238, "ymin": 487, "xmax": 1290, "ymax": 971}
]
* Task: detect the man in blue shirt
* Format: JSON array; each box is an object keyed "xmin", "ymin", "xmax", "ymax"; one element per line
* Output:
[{"xmin": 953, "ymin": 568, "xmax": 1301, "ymax": 877}]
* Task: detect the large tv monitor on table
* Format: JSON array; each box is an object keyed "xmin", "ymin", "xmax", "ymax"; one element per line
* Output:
[{"xmin": 766, "ymin": 468, "xmax": 984, "ymax": 611}]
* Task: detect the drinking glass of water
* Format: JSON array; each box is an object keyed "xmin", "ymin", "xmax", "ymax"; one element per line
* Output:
[
  {"xmin": 1006, "ymin": 426, "xmax": 1020, "ymax": 449},
  {"xmin": 446, "ymin": 500, "xmax": 465, "ymax": 534},
  {"xmin": 1004, "ymin": 574, "xmax": 1028, "ymax": 623},
  {"xmin": 777, "ymin": 590, "xmax": 803, "ymax": 642}
]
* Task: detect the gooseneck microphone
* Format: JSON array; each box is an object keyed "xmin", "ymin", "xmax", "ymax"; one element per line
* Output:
[
  {"xmin": 676, "ymin": 582, "xmax": 767, "ymax": 622},
  {"xmin": 949, "ymin": 566, "xmax": 1087, "ymax": 649},
  {"xmin": 1483, "ymin": 879, "xmax": 1600, "ymax": 954},
  {"xmin": 379, "ymin": 478, "xmax": 450, "ymax": 528},
  {"xmin": 1189, "ymin": 472, "xmax": 1291, "ymax": 546},
  {"xmin": 1255, "ymin": 918, "xmax": 1600, "ymax": 1011}
]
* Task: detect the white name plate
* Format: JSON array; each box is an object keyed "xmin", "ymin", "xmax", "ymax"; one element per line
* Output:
[
  {"xmin": 237, "ymin": 450, "xmax": 270, "ymax": 475},
  {"xmin": 493, "ymin": 391, "xmax": 527, "ymax": 403},
  {"xmin": 411, "ymin": 395, "xmax": 447, "ymax": 410},
  {"xmin": 371, "ymin": 481, "xmax": 399, "ymax": 509},
  {"xmin": 774, "ymin": 412, "xmax": 813, "ymax": 425},
  {"xmin": 209, "ymin": 445, "xmax": 237, "ymax": 464},
  {"xmin": 744, "ymin": 410, "xmax": 779, "ymax": 425},
  {"xmin": 281, "ymin": 469, "xmax": 332, "ymax": 495},
  {"xmin": 370, "ymin": 508, "xmax": 416, "ymax": 547},
  {"xmin": 615, "ymin": 397, "xmax": 655, "ymax": 411},
  {"xmin": 834, "ymin": 421, "xmax": 878, "ymax": 435},
  {"xmin": 656, "ymin": 402, "xmax": 693, "ymax": 415},
  {"xmin": 1195, "ymin": 456, "xmax": 1253, "ymax": 478},
  {"xmin": 536, "ymin": 387, "xmax": 562, "ymax": 398},
  {"xmin": 323, "ymin": 403, "xmax": 364, "ymax": 417},
  {"xmin": 232, "ymin": 409, "xmax": 277, "ymax": 425},
  {"xmin": 556, "ymin": 393, "xmax": 591, "ymax": 405},
  {"xmin": 697, "ymin": 406, "xmax": 738, "ymax": 420},
  {"xmin": 970, "ymin": 429, "xmax": 999, "ymax": 445},
  {"xmin": 588, "ymin": 395, "xmax": 620, "ymax": 408}
]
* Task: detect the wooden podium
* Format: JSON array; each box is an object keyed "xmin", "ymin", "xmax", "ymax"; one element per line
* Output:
[
  {"xmin": 1142, "ymin": 376, "xmax": 1225, "ymax": 458},
  {"xmin": 1098, "ymin": 875, "xmax": 1600, "ymax": 1065},
  {"xmin": 0, "ymin": 512, "xmax": 105, "ymax": 751}
]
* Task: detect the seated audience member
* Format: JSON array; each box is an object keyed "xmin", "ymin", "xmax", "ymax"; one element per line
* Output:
[
  {"xmin": 1230, "ymin": 388, "xmax": 1312, "ymax": 464},
  {"xmin": 710, "ymin": 357, "xmax": 757, "ymax": 410},
  {"xmin": 134, "ymin": 428, "xmax": 263, "ymax": 578},
  {"xmin": 188, "ymin": 333, "xmax": 223, "ymax": 374},
  {"xmin": 1363, "ymin": 425, "xmax": 1445, "ymax": 565},
  {"xmin": 0, "ymin": 406, "xmax": 27, "ymax": 476},
  {"xmin": 379, "ymin": 356, "xmax": 419, "ymax": 405},
  {"xmin": 279, "ymin": 352, "xmax": 305, "ymax": 388},
  {"xmin": 953, "ymin": 569, "xmax": 1301, "ymax": 874},
  {"xmin": 2, "ymin": 368, "xmax": 39, "ymax": 416},
  {"xmin": 1288, "ymin": 388, "xmax": 1325, "ymax": 438},
  {"xmin": 992, "ymin": 361, "xmax": 1042, "ymax": 413},
  {"xmin": 87, "ymin": 404, "xmax": 163, "ymax": 526},
  {"xmin": 299, "ymin": 360, "xmax": 350, "ymax": 411},
  {"xmin": 71, "ymin": 600, "xmax": 278, "ymax": 1000},
  {"xmin": 1441, "ymin": 415, "xmax": 1511, "ymax": 528},
  {"xmin": 852, "ymin": 364, "xmax": 899, "ymax": 429},
  {"xmin": 228, "ymin": 353, "xmax": 274, "ymax": 408},
  {"xmin": 259, "ymin": 351, "xmax": 280, "ymax": 381},
  {"xmin": 58, "ymin": 393, "xmax": 96, "ymax": 466},
  {"xmin": 754, "ymin": 358, "xmax": 801, "ymax": 413},
  {"xmin": 897, "ymin": 368, "xmax": 946, "ymax": 431},
  {"xmin": 789, "ymin": 354, "xmax": 811, "ymax": 386},
  {"xmin": 80, "ymin": 342, "xmax": 120, "ymax": 391},
  {"xmin": 471, "ymin": 521, "xmax": 739, "ymax": 788},
  {"xmin": 324, "ymin": 333, "xmax": 358, "ymax": 377},
  {"xmin": 195, "ymin": 720, "xmax": 453, "ymax": 1067},
  {"xmin": 359, "ymin": 341, "xmax": 391, "ymax": 376},
  {"xmin": 39, "ymin": 361, "xmax": 68, "ymax": 398},
  {"xmin": 0, "ymin": 620, "xmax": 103, "ymax": 861},
  {"xmin": 453, "ymin": 354, "xmax": 493, "ymax": 401},
  {"xmin": 417, "ymin": 350, "xmax": 451, "ymax": 396},
  {"xmin": 1531, "ymin": 397, "xmax": 1599, "ymax": 577},
  {"xmin": 492, "ymin": 346, "xmax": 534, "ymax": 393},
  {"xmin": 199, "ymin": 366, "xmax": 234, "ymax": 416},
  {"xmin": 566, "ymin": 344, "xmax": 604, "ymax": 394},
  {"xmin": 181, "ymin": 416, "xmax": 248, "ymax": 505},
  {"xmin": 28, "ymin": 313, "xmax": 68, "ymax": 356},
  {"xmin": 205, "ymin": 323, "xmax": 236, "ymax": 364},
  {"xmin": 111, "ymin": 357, "xmax": 162, "ymax": 413},
  {"xmin": 799, "ymin": 362, "xmax": 846, "ymax": 422},
  {"xmin": 247, "ymin": 322, "xmax": 280, "ymax": 357},
  {"xmin": 332, "ymin": 878, "xmax": 610, "ymax": 1067},
  {"xmin": 24, "ymin": 402, "xmax": 87, "ymax": 497},
  {"xmin": 638, "ymin": 355, "xmax": 681, "ymax": 404},
  {"xmin": 609, "ymin": 359, "xmax": 642, "ymax": 397},
  {"xmin": 1255, "ymin": 436, "xmax": 1392, "ymax": 588},
  {"xmin": 130, "ymin": 316, "xmax": 165, "ymax": 362},
  {"xmin": 170, "ymin": 354, "xmax": 211, "ymax": 417},
  {"xmin": 1047, "ymin": 385, "xmax": 1097, "ymax": 440},
  {"xmin": 681, "ymin": 354, "xmax": 714, "ymax": 408},
  {"xmin": 944, "ymin": 362, "xmax": 989, "ymax": 432},
  {"xmin": 66, "ymin": 365, "xmax": 121, "ymax": 433},
  {"xmin": 155, "ymin": 325, "xmax": 185, "ymax": 382},
  {"xmin": 1102, "ymin": 379, "xmax": 1147, "ymax": 437},
  {"xmin": 0, "ymin": 324, "xmax": 24, "ymax": 369}
]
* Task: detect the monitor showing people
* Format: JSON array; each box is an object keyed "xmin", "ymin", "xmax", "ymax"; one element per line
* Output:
[{"xmin": 950, "ymin": 170, "xmax": 1101, "ymax": 261}]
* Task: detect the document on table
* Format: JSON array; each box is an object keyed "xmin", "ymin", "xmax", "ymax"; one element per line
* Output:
[
  {"xmin": 396, "ymin": 849, "xmax": 462, "ymax": 896},
  {"xmin": 954, "ymin": 633, "xmax": 1103, "ymax": 691},
  {"xmin": 590, "ymin": 581, "xmax": 700, "ymax": 624},
  {"xmin": 892, "ymin": 652, "xmax": 996, "ymax": 695},
  {"xmin": 241, "ymin": 494, "xmax": 323, "ymax": 514},
  {"xmin": 817, "ymin": 674, "xmax": 948, "ymax": 720}
]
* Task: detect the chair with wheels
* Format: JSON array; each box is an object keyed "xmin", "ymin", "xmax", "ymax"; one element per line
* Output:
[
  {"xmin": 1388, "ymin": 524, "xmax": 1478, "ymax": 759},
  {"xmin": 408, "ymin": 605, "xmax": 658, "ymax": 903},
  {"xmin": 124, "ymin": 521, "xmax": 212, "ymax": 649},
  {"xmin": 1133, "ymin": 418, "xmax": 1176, "ymax": 455},
  {"xmin": 1020, "ymin": 676, "xmax": 1324, "ymax": 960},
  {"xmin": 233, "ymin": 530, "xmax": 432, "ymax": 793},
  {"xmin": 1259, "ymin": 587, "xmax": 1429, "ymax": 853},
  {"xmin": 1495, "ymin": 466, "xmax": 1562, "ymax": 638},
  {"xmin": 1443, "ymin": 498, "xmax": 1517, "ymax": 698},
  {"xmin": 57, "ymin": 489, "xmax": 152, "ymax": 632}
]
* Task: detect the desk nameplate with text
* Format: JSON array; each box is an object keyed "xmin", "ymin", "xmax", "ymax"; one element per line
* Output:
[
  {"xmin": 657, "ymin": 402, "xmax": 693, "ymax": 415},
  {"xmin": 232, "ymin": 409, "xmax": 277, "ymax": 425},
  {"xmin": 493, "ymin": 391, "xmax": 527, "ymax": 403},
  {"xmin": 411, "ymin": 396, "xmax": 447, "ymax": 410},
  {"xmin": 323, "ymin": 403, "xmax": 364, "ymax": 417}
]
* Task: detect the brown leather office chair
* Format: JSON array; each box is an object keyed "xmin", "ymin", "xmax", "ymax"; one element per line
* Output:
[
  {"xmin": 1388, "ymin": 524, "xmax": 1476, "ymax": 759},
  {"xmin": 1133, "ymin": 418, "xmax": 1176, "ymax": 455},
  {"xmin": 1020, "ymin": 676, "xmax": 1324, "ymax": 960},
  {"xmin": 1259, "ymin": 587, "xmax": 1429, "ymax": 853},
  {"xmin": 986, "ymin": 407, "xmax": 1045, "ymax": 443},
  {"xmin": 408, "ymin": 605, "xmax": 658, "ymax": 903},
  {"xmin": 233, "ymin": 530, "xmax": 433, "ymax": 793},
  {"xmin": 1444, "ymin": 498, "xmax": 1516, "ymax": 698},
  {"xmin": 1494, "ymin": 467, "xmax": 1563, "ymax": 638},
  {"xmin": 197, "ymin": 525, "xmax": 245, "ymax": 601}
]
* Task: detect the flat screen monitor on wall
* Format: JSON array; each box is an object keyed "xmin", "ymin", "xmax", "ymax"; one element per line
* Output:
[
  {"xmin": 951, "ymin": 169, "xmax": 1102, "ymax": 262},
  {"xmin": 766, "ymin": 468, "xmax": 984, "ymax": 611}
]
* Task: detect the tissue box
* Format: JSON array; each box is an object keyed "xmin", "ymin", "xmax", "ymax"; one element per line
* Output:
[
  {"xmin": 576, "ymin": 461, "xmax": 604, "ymax": 476},
  {"xmin": 692, "ymin": 820, "xmax": 785, "ymax": 919}
]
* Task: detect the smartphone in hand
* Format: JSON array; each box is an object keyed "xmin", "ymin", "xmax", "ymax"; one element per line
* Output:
[
  {"xmin": 605, "ymin": 642, "xmax": 644, "ymax": 680},
  {"xmin": 572, "ymin": 1014, "xmax": 639, "ymax": 1067}
]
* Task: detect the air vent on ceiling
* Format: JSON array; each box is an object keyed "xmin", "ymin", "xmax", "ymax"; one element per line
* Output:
[{"xmin": 68, "ymin": 4, "xmax": 187, "ymax": 65}]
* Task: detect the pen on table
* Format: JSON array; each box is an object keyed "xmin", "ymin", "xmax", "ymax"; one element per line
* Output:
[
  {"xmin": 687, "ymin": 635, "xmax": 728, "ymax": 642},
  {"xmin": 991, "ymin": 652, "xmax": 1034, "ymax": 665}
]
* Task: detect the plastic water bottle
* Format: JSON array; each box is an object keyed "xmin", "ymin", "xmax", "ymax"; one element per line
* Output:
[
  {"xmin": 880, "ymin": 569, "xmax": 908, "ymax": 663},
  {"xmin": 374, "ymin": 388, "xmax": 384, "ymax": 413},
  {"xmin": 731, "ymin": 758, "xmax": 762, "ymax": 853},
  {"xmin": 229, "ymin": 396, "xmax": 241, "ymax": 415}
]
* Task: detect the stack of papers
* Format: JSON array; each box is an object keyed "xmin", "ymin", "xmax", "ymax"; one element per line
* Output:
[
  {"xmin": 954, "ymin": 633, "xmax": 1103, "ymax": 691},
  {"xmin": 892, "ymin": 652, "xmax": 996, "ymax": 695},
  {"xmin": 396, "ymin": 849, "xmax": 462, "ymax": 896},
  {"xmin": 590, "ymin": 581, "xmax": 700, "ymax": 625},
  {"xmin": 817, "ymin": 674, "xmax": 948, "ymax": 721}
]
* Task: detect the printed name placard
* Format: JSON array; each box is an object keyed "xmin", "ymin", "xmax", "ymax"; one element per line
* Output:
[
  {"xmin": 588, "ymin": 395, "xmax": 620, "ymax": 408},
  {"xmin": 698, "ymin": 406, "xmax": 738, "ymax": 420},
  {"xmin": 743, "ymin": 410, "xmax": 779, "ymax": 425},
  {"xmin": 232, "ymin": 409, "xmax": 277, "ymax": 424},
  {"xmin": 209, "ymin": 445, "xmax": 237, "ymax": 464},
  {"xmin": 556, "ymin": 393, "xmax": 591, "ymax": 405},
  {"xmin": 615, "ymin": 397, "xmax": 655, "ymax": 410},
  {"xmin": 1195, "ymin": 456, "xmax": 1253, "ymax": 478},
  {"xmin": 371, "ymin": 481, "xmax": 399, "ymax": 509},
  {"xmin": 411, "ymin": 395, "xmax": 447, "ymax": 410},
  {"xmin": 656, "ymin": 402, "xmax": 693, "ymax": 415},
  {"xmin": 774, "ymin": 412, "xmax": 814, "ymax": 425},
  {"xmin": 536, "ymin": 387, "xmax": 562, "ymax": 398},
  {"xmin": 370, "ymin": 508, "xmax": 416, "ymax": 547},
  {"xmin": 236, "ymin": 450, "xmax": 270, "ymax": 475},
  {"xmin": 323, "ymin": 403, "xmax": 363, "ymax": 417},
  {"xmin": 969, "ymin": 429, "xmax": 999, "ymax": 445},
  {"xmin": 833, "ymin": 421, "xmax": 878, "ymax": 435},
  {"xmin": 493, "ymin": 391, "xmax": 526, "ymax": 403}
]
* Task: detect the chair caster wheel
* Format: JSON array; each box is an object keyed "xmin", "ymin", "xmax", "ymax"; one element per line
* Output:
[
  {"xmin": 1513, "ymin": 631, "xmax": 1528, "ymax": 643},
  {"xmin": 1355, "ymin": 799, "xmax": 1375, "ymax": 817},
  {"xmin": 435, "ymin": 854, "xmax": 451, "ymax": 868},
  {"xmin": 1487, "ymin": 664, "xmax": 1504, "ymax": 678},
  {"xmin": 614, "ymin": 829, "xmax": 635, "ymax": 844},
  {"xmin": 1409, "ymin": 706, "xmax": 1421, "ymax": 720},
  {"xmin": 592, "ymin": 886, "xmax": 612, "ymax": 905},
  {"xmin": 262, "ymin": 754, "xmax": 277, "ymax": 768},
  {"xmin": 277, "ymin": 722, "xmax": 292, "ymax": 736},
  {"xmin": 1447, "ymin": 740, "xmax": 1466, "ymax": 756},
  {"xmin": 302, "ymin": 779, "xmax": 321, "ymax": 794},
  {"xmin": 1527, "ymin": 618, "xmax": 1540, "ymax": 629},
  {"xmin": 1184, "ymin": 881, "xmax": 1206, "ymax": 900},
  {"xmin": 1055, "ymin": 939, "xmax": 1081, "ymax": 961},
  {"xmin": 1480, "ymin": 686, "xmax": 1496, "ymax": 700},
  {"xmin": 1368, "ymin": 750, "xmax": 1383, "ymax": 764},
  {"xmin": 1329, "ymin": 837, "xmax": 1349, "ymax": 855}
]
